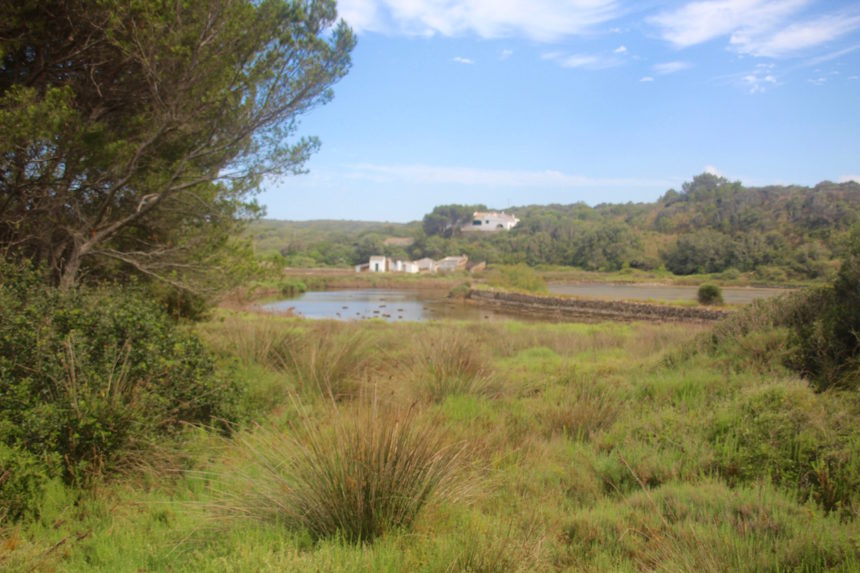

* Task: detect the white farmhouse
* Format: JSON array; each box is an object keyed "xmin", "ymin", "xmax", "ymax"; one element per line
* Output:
[
  {"xmin": 436, "ymin": 255, "xmax": 468, "ymax": 272},
  {"xmin": 414, "ymin": 258, "xmax": 437, "ymax": 272},
  {"xmin": 360, "ymin": 256, "xmax": 419, "ymax": 274},
  {"xmin": 463, "ymin": 211, "xmax": 519, "ymax": 232},
  {"xmin": 392, "ymin": 259, "xmax": 419, "ymax": 274},
  {"xmin": 368, "ymin": 256, "xmax": 387, "ymax": 272}
]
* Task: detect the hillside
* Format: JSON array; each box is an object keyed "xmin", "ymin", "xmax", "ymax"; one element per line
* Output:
[{"xmin": 249, "ymin": 174, "xmax": 860, "ymax": 281}]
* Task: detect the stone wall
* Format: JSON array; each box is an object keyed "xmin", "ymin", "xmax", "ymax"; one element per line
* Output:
[{"xmin": 468, "ymin": 289, "xmax": 728, "ymax": 323}]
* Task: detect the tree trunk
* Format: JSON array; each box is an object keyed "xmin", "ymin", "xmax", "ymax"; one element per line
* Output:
[{"xmin": 58, "ymin": 246, "xmax": 82, "ymax": 290}]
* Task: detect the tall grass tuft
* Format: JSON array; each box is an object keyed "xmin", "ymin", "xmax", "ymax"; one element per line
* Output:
[
  {"xmin": 544, "ymin": 374, "xmax": 623, "ymax": 440},
  {"xmin": 410, "ymin": 328, "xmax": 494, "ymax": 402},
  {"xmin": 272, "ymin": 322, "xmax": 370, "ymax": 399},
  {"xmin": 198, "ymin": 314, "xmax": 296, "ymax": 370},
  {"xmin": 222, "ymin": 400, "xmax": 465, "ymax": 543}
]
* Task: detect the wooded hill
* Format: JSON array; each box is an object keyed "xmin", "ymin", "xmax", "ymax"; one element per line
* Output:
[{"xmin": 252, "ymin": 173, "xmax": 860, "ymax": 280}]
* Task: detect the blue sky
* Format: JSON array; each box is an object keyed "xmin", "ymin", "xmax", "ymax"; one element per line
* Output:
[{"xmin": 259, "ymin": 0, "xmax": 860, "ymax": 222}]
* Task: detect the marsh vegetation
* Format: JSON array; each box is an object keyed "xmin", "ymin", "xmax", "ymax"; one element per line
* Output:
[{"xmin": 4, "ymin": 278, "xmax": 860, "ymax": 570}]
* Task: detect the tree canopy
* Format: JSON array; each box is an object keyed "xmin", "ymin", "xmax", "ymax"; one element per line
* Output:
[
  {"xmin": 422, "ymin": 204, "xmax": 486, "ymax": 238},
  {"xmin": 0, "ymin": 0, "xmax": 354, "ymax": 290},
  {"xmin": 251, "ymin": 174, "xmax": 860, "ymax": 280}
]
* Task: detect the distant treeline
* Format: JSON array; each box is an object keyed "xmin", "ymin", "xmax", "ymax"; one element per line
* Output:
[{"xmin": 251, "ymin": 173, "xmax": 860, "ymax": 280}]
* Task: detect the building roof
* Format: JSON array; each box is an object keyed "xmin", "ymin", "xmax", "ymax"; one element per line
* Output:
[{"xmin": 472, "ymin": 211, "xmax": 518, "ymax": 221}]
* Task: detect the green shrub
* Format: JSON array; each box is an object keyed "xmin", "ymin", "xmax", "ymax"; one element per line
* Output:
[
  {"xmin": 0, "ymin": 445, "xmax": 50, "ymax": 522},
  {"xmin": 708, "ymin": 381, "xmax": 860, "ymax": 516},
  {"xmin": 223, "ymin": 403, "xmax": 464, "ymax": 543},
  {"xmin": 279, "ymin": 279, "xmax": 307, "ymax": 298},
  {"xmin": 786, "ymin": 245, "xmax": 860, "ymax": 391},
  {"xmin": 447, "ymin": 282, "xmax": 471, "ymax": 299},
  {"xmin": 697, "ymin": 283, "xmax": 723, "ymax": 305},
  {"xmin": 0, "ymin": 263, "xmax": 241, "ymax": 495},
  {"xmin": 488, "ymin": 264, "xmax": 547, "ymax": 293}
]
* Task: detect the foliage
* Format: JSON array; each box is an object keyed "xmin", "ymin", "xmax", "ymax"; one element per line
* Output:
[
  {"xmin": 6, "ymin": 316, "xmax": 860, "ymax": 570},
  {"xmin": 0, "ymin": 263, "xmax": 240, "ymax": 500},
  {"xmin": 0, "ymin": 445, "xmax": 50, "ymax": 522},
  {"xmin": 786, "ymin": 236, "xmax": 860, "ymax": 390},
  {"xmin": 488, "ymin": 264, "xmax": 547, "ymax": 292},
  {"xmin": 663, "ymin": 230, "xmax": 736, "ymax": 275},
  {"xmin": 249, "ymin": 174, "xmax": 860, "ymax": 282},
  {"xmin": 0, "ymin": 0, "xmax": 354, "ymax": 293},
  {"xmin": 697, "ymin": 283, "xmax": 724, "ymax": 305},
  {"xmin": 223, "ymin": 402, "xmax": 464, "ymax": 543},
  {"xmin": 422, "ymin": 204, "xmax": 487, "ymax": 238}
]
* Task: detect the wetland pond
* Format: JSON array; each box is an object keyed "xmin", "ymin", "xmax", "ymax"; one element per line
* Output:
[
  {"xmin": 260, "ymin": 283, "xmax": 790, "ymax": 322},
  {"xmin": 261, "ymin": 289, "xmax": 508, "ymax": 322}
]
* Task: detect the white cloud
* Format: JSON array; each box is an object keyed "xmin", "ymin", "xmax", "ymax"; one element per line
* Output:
[
  {"xmin": 803, "ymin": 44, "xmax": 860, "ymax": 66},
  {"xmin": 499, "ymin": 49, "xmax": 514, "ymax": 60},
  {"xmin": 840, "ymin": 175, "xmax": 860, "ymax": 183},
  {"xmin": 337, "ymin": 0, "xmax": 621, "ymax": 42},
  {"xmin": 732, "ymin": 12, "xmax": 860, "ymax": 57},
  {"xmin": 742, "ymin": 63, "xmax": 779, "ymax": 93},
  {"xmin": 559, "ymin": 54, "xmax": 601, "ymax": 69},
  {"xmin": 849, "ymin": 75, "xmax": 860, "ymax": 80},
  {"xmin": 704, "ymin": 165, "xmax": 722, "ymax": 176},
  {"xmin": 808, "ymin": 76, "xmax": 827, "ymax": 85},
  {"xmin": 713, "ymin": 63, "xmax": 781, "ymax": 93},
  {"xmin": 614, "ymin": 45, "xmax": 628, "ymax": 54},
  {"xmin": 543, "ymin": 50, "xmax": 624, "ymax": 70},
  {"xmin": 654, "ymin": 61, "xmax": 691, "ymax": 74},
  {"xmin": 640, "ymin": 76, "xmax": 654, "ymax": 82},
  {"xmin": 453, "ymin": 56, "xmax": 475, "ymax": 64},
  {"xmin": 650, "ymin": 0, "xmax": 808, "ymax": 48},
  {"xmin": 344, "ymin": 163, "xmax": 672, "ymax": 189},
  {"xmin": 650, "ymin": 0, "xmax": 860, "ymax": 58}
]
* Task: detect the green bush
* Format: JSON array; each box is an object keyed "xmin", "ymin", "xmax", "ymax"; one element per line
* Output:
[
  {"xmin": 0, "ymin": 445, "xmax": 50, "ymax": 522},
  {"xmin": 279, "ymin": 279, "xmax": 307, "ymax": 298},
  {"xmin": 0, "ymin": 263, "xmax": 241, "ymax": 497},
  {"xmin": 697, "ymin": 283, "xmax": 724, "ymax": 305},
  {"xmin": 708, "ymin": 381, "xmax": 860, "ymax": 517},
  {"xmin": 786, "ymin": 242, "xmax": 860, "ymax": 391},
  {"xmin": 488, "ymin": 264, "xmax": 547, "ymax": 293},
  {"xmin": 447, "ymin": 282, "xmax": 471, "ymax": 299}
]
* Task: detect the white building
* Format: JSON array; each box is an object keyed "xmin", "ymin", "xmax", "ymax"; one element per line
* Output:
[
  {"xmin": 392, "ymin": 259, "xmax": 419, "ymax": 274},
  {"xmin": 436, "ymin": 255, "xmax": 468, "ymax": 272},
  {"xmin": 358, "ymin": 255, "xmax": 468, "ymax": 274},
  {"xmin": 463, "ymin": 211, "xmax": 519, "ymax": 232},
  {"xmin": 362, "ymin": 256, "xmax": 419, "ymax": 273},
  {"xmin": 414, "ymin": 258, "xmax": 437, "ymax": 272},
  {"xmin": 368, "ymin": 256, "xmax": 387, "ymax": 272}
]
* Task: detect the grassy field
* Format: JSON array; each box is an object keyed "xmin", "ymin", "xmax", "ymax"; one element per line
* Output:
[{"xmin": 3, "ymin": 308, "xmax": 859, "ymax": 571}]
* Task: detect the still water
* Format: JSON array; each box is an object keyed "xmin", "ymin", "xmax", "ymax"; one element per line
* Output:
[
  {"xmin": 261, "ymin": 289, "xmax": 515, "ymax": 322},
  {"xmin": 261, "ymin": 284, "xmax": 789, "ymax": 322}
]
